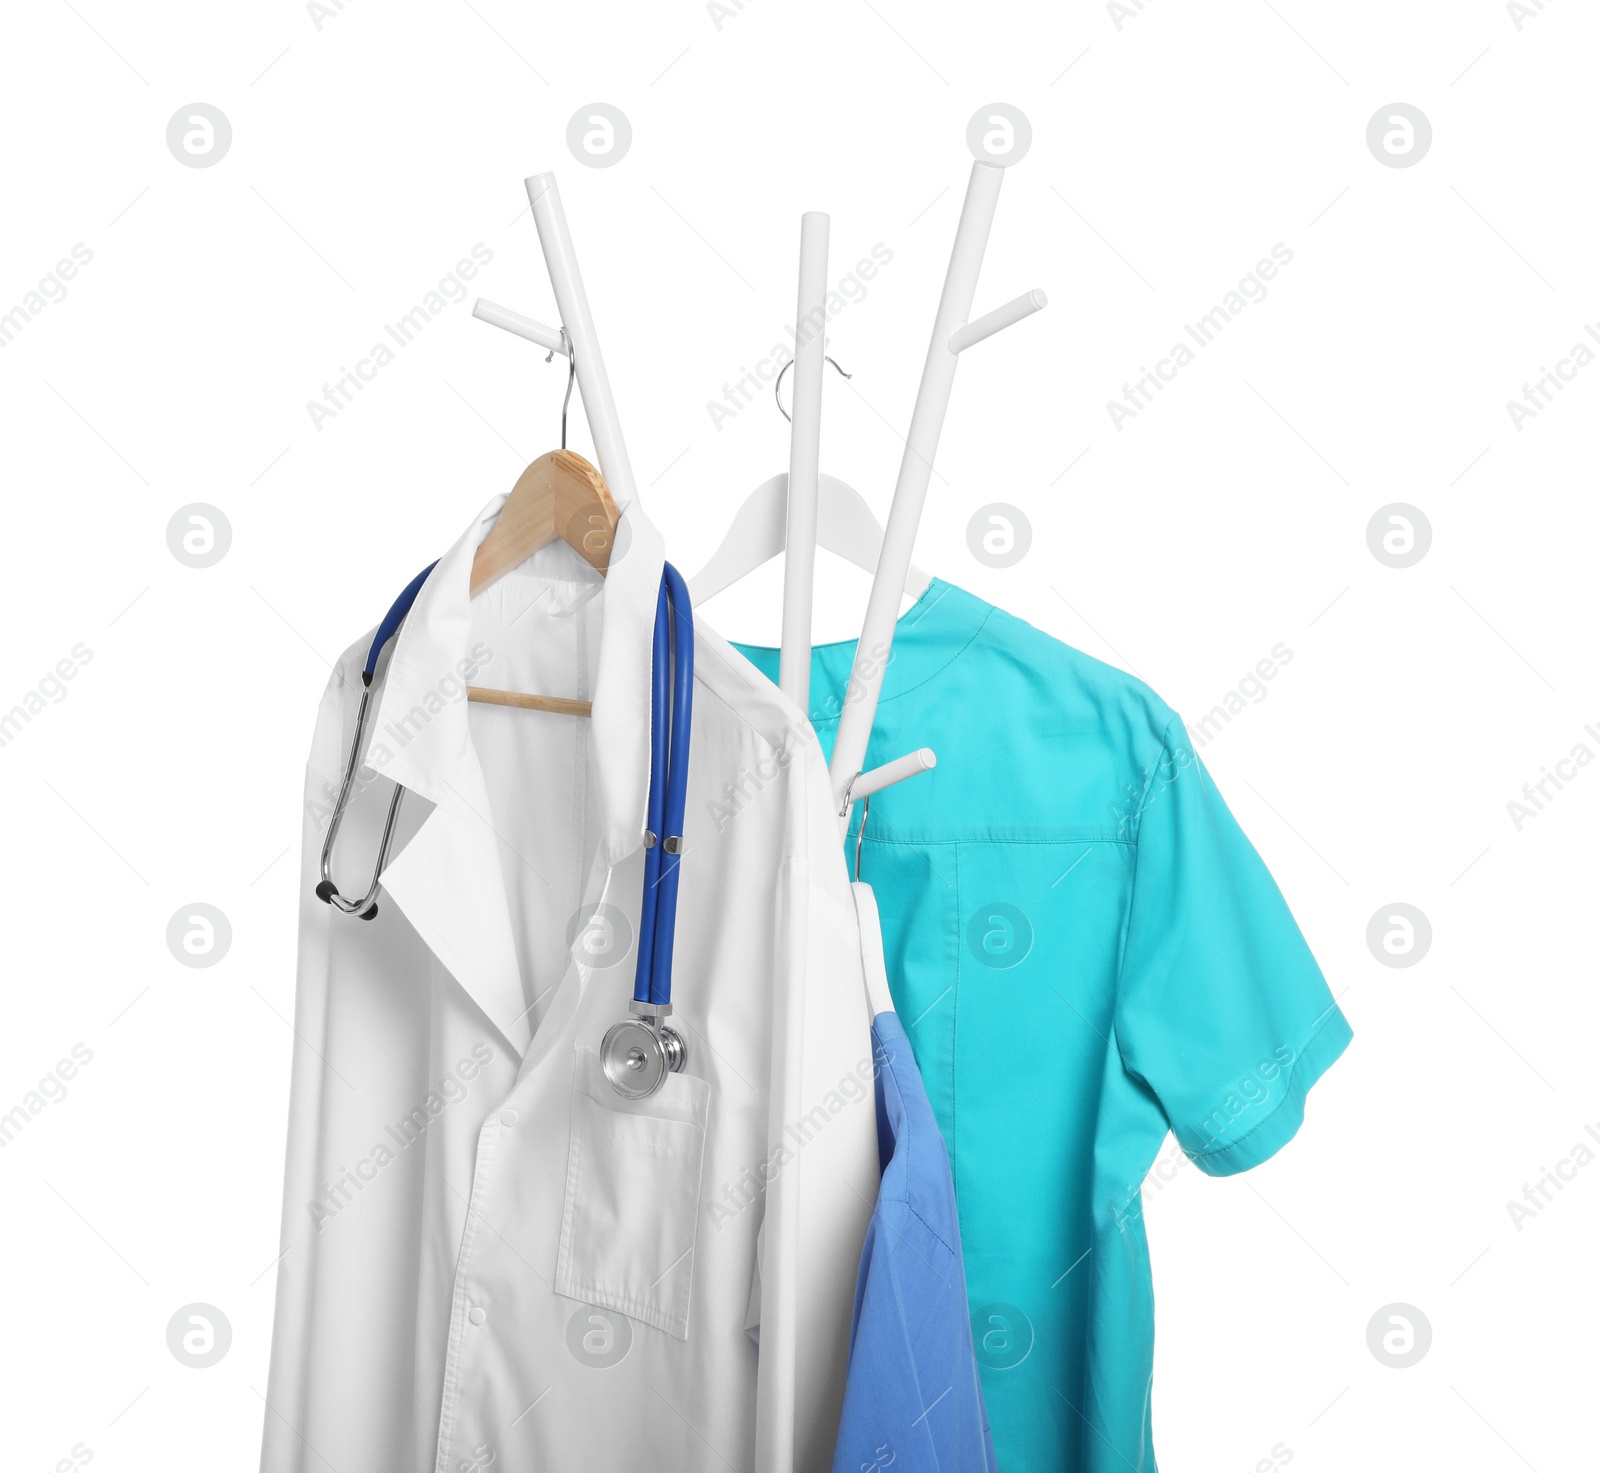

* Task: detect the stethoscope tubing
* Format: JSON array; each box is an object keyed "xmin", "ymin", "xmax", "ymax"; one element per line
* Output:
[
  {"xmin": 364, "ymin": 561, "xmax": 439, "ymax": 682},
  {"xmin": 631, "ymin": 564, "xmax": 694, "ymax": 1009},
  {"xmin": 650, "ymin": 562, "xmax": 694, "ymax": 1007}
]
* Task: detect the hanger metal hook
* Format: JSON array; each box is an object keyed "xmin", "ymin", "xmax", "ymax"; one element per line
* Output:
[
  {"xmin": 775, "ymin": 354, "xmax": 851, "ymax": 423},
  {"xmin": 546, "ymin": 327, "xmax": 576, "ymax": 449},
  {"xmin": 854, "ymin": 792, "xmax": 870, "ymax": 882},
  {"xmin": 839, "ymin": 769, "xmax": 871, "ymax": 881}
]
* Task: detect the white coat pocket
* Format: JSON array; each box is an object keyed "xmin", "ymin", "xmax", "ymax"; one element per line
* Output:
[{"xmin": 555, "ymin": 1044, "xmax": 711, "ymax": 1340}]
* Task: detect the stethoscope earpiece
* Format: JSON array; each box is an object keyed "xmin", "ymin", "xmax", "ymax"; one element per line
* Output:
[{"xmin": 316, "ymin": 879, "xmax": 378, "ymax": 921}]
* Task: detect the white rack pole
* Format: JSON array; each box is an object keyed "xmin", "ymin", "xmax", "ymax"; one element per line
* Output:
[
  {"xmin": 827, "ymin": 161, "xmax": 1005, "ymax": 811},
  {"xmin": 779, "ymin": 212, "xmax": 830, "ymax": 713},
  {"xmin": 525, "ymin": 172, "xmax": 639, "ymax": 509}
]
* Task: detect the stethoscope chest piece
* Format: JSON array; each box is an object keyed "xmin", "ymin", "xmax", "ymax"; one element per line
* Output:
[{"xmin": 600, "ymin": 1011, "xmax": 687, "ymax": 1100}]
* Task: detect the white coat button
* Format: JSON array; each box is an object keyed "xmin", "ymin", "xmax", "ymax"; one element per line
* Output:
[
  {"xmin": 468, "ymin": 1306, "xmax": 487, "ymax": 1326},
  {"xmin": 500, "ymin": 1109, "xmax": 518, "ymax": 1127}
]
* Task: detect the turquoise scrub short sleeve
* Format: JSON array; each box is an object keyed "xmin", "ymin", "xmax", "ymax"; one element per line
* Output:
[{"xmin": 1113, "ymin": 718, "xmax": 1352, "ymax": 1177}]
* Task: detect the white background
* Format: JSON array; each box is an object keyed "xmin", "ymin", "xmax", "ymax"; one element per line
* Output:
[{"xmin": 2, "ymin": 1, "xmax": 1594, "ymax": 1468}]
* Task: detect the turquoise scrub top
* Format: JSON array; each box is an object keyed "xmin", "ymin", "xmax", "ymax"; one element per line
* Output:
[{"xmin": 734, "ymin": 580, "xmax": 1352, "ymax": 1473}]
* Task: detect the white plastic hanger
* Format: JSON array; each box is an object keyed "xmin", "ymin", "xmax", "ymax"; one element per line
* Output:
[{"xmin": 687, "ymin": 471, "xmax": 932, "ymax": 608}]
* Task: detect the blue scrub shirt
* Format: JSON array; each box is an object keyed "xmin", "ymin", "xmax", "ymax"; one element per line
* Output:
[
  {"xmin": 833, "ymin": 1007, "xmax": 998, "ymax": 1473},
  {"xmin": 735, "ymin": 580, "xmax": 1352, "ymax": 1473}
]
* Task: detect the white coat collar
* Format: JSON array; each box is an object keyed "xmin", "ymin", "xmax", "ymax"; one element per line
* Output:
[{"xmin": 367, "ymin": 493, "xmax": 665, "ymax": 1055}]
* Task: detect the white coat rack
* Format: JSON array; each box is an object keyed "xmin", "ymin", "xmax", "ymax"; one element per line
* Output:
[
  {"xmin": 470, "ymin": 166, "xmax": 1034, "ymax": 821},
  {"xmin": 826, "ymin": 161, "xmax": 1045, "ymax": 823}
]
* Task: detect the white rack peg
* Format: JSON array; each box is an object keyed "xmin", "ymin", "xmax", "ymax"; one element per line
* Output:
[
  {"xmin": 779, "ymin": 212, "xmax": 830, "ymax": 714},
  {"xmin": 948, "ymin": 288, "xmax": 1047, "ymax": 354},
  {"xmin": 843, "ymin": 748, "xmax": 937, "ymax": 812},
  {"xmin": 472, "ymin": 298, "xmax": 569, "ymax": 356},
  {"xmin": 525, "ymin": 172, "xmax": 639, "ymax": 510}
]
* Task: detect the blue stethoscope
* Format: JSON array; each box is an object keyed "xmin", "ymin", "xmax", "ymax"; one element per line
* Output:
[
  {"xmin": 600, "ymin": 562, "xmax": 694, "ymax": 1099},
  {"xmin": 318, "ymin": 560, "xmax": 695, "ymax": 1100}
]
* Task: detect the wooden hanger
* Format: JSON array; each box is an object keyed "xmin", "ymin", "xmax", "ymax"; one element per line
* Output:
[{"xmin": 466, "ymin": 447, "xmax": 620, "ymax": 717}]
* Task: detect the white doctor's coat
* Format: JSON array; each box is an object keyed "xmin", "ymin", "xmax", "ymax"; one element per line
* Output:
[{"xmin": 261, "ymin": 497, "xmax": 878, "ymax": 1473}]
